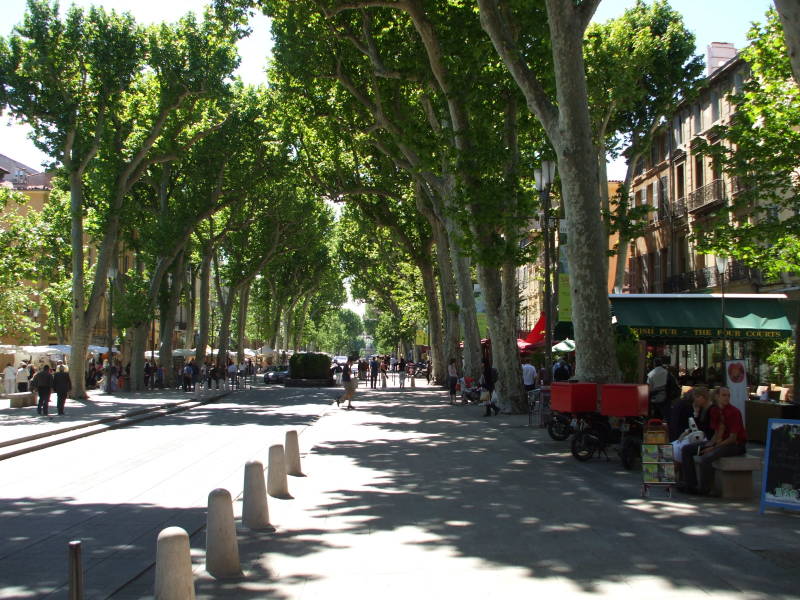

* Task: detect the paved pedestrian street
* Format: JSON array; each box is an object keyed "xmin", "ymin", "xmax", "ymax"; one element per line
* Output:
[{"xmin": 1, "ymin": 382, "xmax": 799, "ymax": 599}]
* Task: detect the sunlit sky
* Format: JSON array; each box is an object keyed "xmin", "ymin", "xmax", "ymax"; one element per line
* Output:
[{"xmin": 1, "ymin": 0, "xmax": 774, "ymax": 174}]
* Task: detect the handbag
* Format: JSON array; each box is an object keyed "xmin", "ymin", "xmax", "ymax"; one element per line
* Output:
[{"xmin": 479, "ymin": 390, "xmax": 491, "ymax": 404}]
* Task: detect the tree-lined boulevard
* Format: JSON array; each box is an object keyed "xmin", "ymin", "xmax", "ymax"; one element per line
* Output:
[
  {"xmin": 2, "ymin": 1, "xmax": 800, "ymax": 597},
  {"xmin": 1, "ymin": 383, "xmax": 800, "ymax": 598}
]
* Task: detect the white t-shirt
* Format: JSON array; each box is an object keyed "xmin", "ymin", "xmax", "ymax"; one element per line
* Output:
[
  {"xmin": 16, "ymin": 367, "xmax": 28, "ymax": 384},
  {"xmin": 647, "ymin": 365, "xmax": 668, "ymax": 403},
  {"xmin": 3, "ymin": 365, "xmax": 16, "ymax": 381},
  {"xmin": 522, "ymin": 363, "xmax": 537, "ymax": 386}
]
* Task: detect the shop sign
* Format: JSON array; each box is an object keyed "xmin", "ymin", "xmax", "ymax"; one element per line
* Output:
[{"xmin": 629, "ymin": 326, "xmax": 787, "ymax": 340}]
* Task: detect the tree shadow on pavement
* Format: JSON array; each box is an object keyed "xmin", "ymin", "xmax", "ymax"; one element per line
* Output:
[
  {"xmin": 300, "ymin": 394, "xmax": 800, "ymax": 597},
  {"xmin": 0, "ymin": 495, "xmax": 336, "ymax": 600}
]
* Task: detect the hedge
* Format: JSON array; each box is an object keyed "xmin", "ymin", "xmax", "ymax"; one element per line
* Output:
[{"xmin": 289, "ymin": 352, "xmax": 332, "ymax": 379}]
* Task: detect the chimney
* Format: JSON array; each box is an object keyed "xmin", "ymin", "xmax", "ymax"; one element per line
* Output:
[{"xmin": 707, "ymin": 42, "xmax": 737, "ymax": 76}]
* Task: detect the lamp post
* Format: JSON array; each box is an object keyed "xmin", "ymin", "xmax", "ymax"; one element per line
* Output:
[
  {"xmin": 534, "ymin": 160, "xmax": 557, "ymax": 383},
  {"xmin": 715, "ymin": 255, "xmax": 729, "ymax": 383}
]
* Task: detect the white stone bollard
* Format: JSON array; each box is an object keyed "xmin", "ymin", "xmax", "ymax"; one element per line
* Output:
[
  {"xmin": 155, "ymin": 526, "xmax": 196, "ymax": 600},
  {"xmin": 242, "ymin": 461, "xmax": 274, "ymax": 531},
  {"xmin": 410, "ymin": 375, "xmax": 416, "ymax": 389},
  {"xmin": 267, "ymin": 444, "xmax": 290, "ymax": 498},
  {"xmin": 284, "ymin": 430, "xmax": 303, "ymax": 476},
  {"xmin": 205, "ymin": 488, "xmax": 241, "ymax": 579}
]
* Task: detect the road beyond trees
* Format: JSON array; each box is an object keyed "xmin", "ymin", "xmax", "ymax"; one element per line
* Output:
[{"xmin": 0, "ymin": 383, "xmax": 798, "ymax": 599}]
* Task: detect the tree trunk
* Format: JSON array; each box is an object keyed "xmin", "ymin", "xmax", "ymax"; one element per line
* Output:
[
  {"xmin": 775, "ymin": 0, "xmax": 800, "ymax": 88},
  {"xmin": 478, "ymin": 0, "xmax": 619, "ymax": 383},
  {"xmin": 476, "ymin": 261, "xmax": 526, "ymax": 413},
  {"xmin": 451, "ymin": 242, "xmax": 481, "ymax": 381},
  {"xmin": 216, "ymin": 290, "xmax": 237, "ymax": 370},
  {"xmin": 185, "ymin": 267, "xmax": 196, "ymax": 350},
  {"xmin": 69, "ymin": 172, "xmax": 90, "ymax": 399},
  {"xmin": 128, "ymin": 322, "xmax": 148, "ymax": 392},
  {"xmin": 236, "ymin": 281, "xmax": 251, "ymax": 364},
  {"xmin": 419, "ymin": 258, "xmax": 444, "ymax": 384},
  {"xmin": 195, "ymin": 251, "xmax": 212, "ymax": 367},
  {"xmin": 432, "ymin": 226, "xmax": 461, "ymax": 372},
  {"xmin": 428, "ymin": 179, "xmax": 482, "ymax": 382},
  {"xmin": 418, "ymin": 191, "xmax": 461, "ymax": 375},
  {"xmin": 159, "ymin": 255, "xmax": 186, "ymax": 389},
  {"xmin": 546, "ymin": 0, "xmax": 618, "ymax": 383}
]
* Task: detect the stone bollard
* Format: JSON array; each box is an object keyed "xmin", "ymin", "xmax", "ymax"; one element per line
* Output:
[
  {"xmin": 155, "ymin": 527, "xmax": 196, "ymax": 600},
  {"xmin": 410, "ymin": 375, "xmax": 416, "ymax": 389},
  {"xmin": 242, "ymin": 461, "xmax": 274, "ymax": 531},
  {"xmin": 205, "ymin": 488, "xmax": 241, "ymax": 579},
  {"xmin": 284, "ymin": 430, "xmax": 303, "ymax": 476},
  {"xmin": 267, "ymin": 445, "xmax": 290, "ymax": 498}
]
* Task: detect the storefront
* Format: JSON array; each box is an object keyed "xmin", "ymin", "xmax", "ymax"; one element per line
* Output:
[{"xmin": 610, "ymin": 293, "xmax": 794, "ymax": 386}]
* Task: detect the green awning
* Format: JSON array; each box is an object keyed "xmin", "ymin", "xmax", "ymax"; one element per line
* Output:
[{"xmin": 610, "ymin": 294, "xmax": 792, "ymax": 340}]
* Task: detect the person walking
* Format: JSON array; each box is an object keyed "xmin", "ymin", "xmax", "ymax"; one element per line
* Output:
[
  {"xmin": 398, "ymin": 357, "xmax": 407, "ymax": 389},
  {"xmin": 337, "ymin": 359, "xmax": 357, "ymax": 409},
  {"xmin": 16, "ymin": 364, "xmax": 29, "ymax": 392},
  {"xmin": 552, "ymin": 356, "xmax": 571, "ymax": 381},
  {"xmin": 522, "ymin": 359, "xmax": 537, "ymax": 393},
  {"xmin": 481, "ymin": 359, "xmax": 500, "ymax": 417},
  {"xmin": 32, "ymin": 364, "xmax": 54, "ymax": 416},
  {"xmin": 447, "ymin": 358, "xmax": 458, "ymax": 405},
  {"xmin": 380, "ymin": 358, "xmax": 388, "ymax": 389},
  {"xmin": 369, "ymin": 356, "xmax": 379, "ymax": 389},
  {"xmin": 53, "ymin": 364, "xmax": 71, "ymax": 415},
  {"xmin": 3, "ymin": 362, "xmax": 16, "ymax": 395}
]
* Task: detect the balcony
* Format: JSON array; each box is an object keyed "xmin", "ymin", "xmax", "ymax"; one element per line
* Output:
[
  {"xmin": 663, "ymin": 260, "xmax": 760, "ymax": 292},
  {"xmin": 687, "ymin": 179, "xmax": 726, "ymax": 212}
]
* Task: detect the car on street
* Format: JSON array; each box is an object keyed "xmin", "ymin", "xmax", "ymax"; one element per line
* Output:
[{"xmin": 263, "ymin": 365, "xmax": 289, "ymax": 384}]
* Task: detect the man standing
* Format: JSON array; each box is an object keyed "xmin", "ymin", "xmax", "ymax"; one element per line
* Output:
[
  {"xmin": 53, "ymin": 364, "xmax": 71, "ymax": 415},
  {"xmin": 552, "ymin": 356, "xmax": 571, "ymax": 382},
  {"xmin": 32, "ymin": 365, "xmax": 54, "ymax": 416},
  {"xmin": 369, "ymin": 356, "xmax": 379, "ymax": 389},
  {"xmin": 647, "ymin": 357, "xmax": 673, "ymax": 420},
  {"xmin": 521, "ymin": 359, "xmax": 537, "ymax": 393},
  {"xmin": 16, "ymin": 363, "xmax": 29, "ymax": 392},
  {"xmin": 3, "ymin": 362, "xmax": 16, "ymax": 395}
]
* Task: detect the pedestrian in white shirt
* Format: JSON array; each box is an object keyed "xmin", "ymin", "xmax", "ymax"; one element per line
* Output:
[
  {"xmin": 3, "ymin": 363, "xmax": 16, "ymax": 394},
  {"xmin": 521, "ymin": 359, "xmax": 537, "ymax": 393}
]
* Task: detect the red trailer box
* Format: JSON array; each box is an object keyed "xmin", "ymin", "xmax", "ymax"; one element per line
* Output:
[
  {"xmin": 600, "ymin": 384, "xmax": 649, "ymax": 417},
  {"xmin": 550, "ymin": 382, "xmax": 598, "ymax": 413}
]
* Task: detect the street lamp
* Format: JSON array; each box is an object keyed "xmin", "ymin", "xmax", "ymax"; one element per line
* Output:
[
  {"xmin": 715, "ymin": 255, "xmax": 729, "ymax": 383},
  {"xmin": 534, "ymin": 160, "xmax": 557, "ymax": 383}
]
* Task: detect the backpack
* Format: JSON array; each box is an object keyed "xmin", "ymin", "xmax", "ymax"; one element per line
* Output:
[{"xmin": 666, "ymin": 373, "xmax": 681, "ymax": 400}]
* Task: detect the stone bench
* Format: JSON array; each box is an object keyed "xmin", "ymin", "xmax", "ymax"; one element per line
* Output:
[
  {"xmin": 2, "ymin": 392, "xmax": 36, "ymax": 408},
  {"xmin": 712, "ymin": 456, "xmax": 761, "ymax": 499}
]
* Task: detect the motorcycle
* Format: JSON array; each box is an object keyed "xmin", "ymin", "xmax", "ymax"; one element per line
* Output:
[
  {"xmin": 546, "ymin": 411, "xmax": 574, "ymax": 441},
  {"xmin": 570, "ymin": 414, "xmax": 644, "ymax": 470}
]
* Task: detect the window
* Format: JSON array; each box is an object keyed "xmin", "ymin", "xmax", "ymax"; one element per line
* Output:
[
  {"xmin": 674, "ymin": 115, "xmax": 683, "ymax": 146},
  {"xmin": 659, "ymin": 175, "xmax": 669, "ymax": 205},
  {"xmin": 711, "ymin": 91, "xmax": 720, "ymax": 123},
  {"xmin": 734, "ymin": 72, "xmax": 744, "ymax": 95},
  {"xmin": 695, "ymin": 154, "xmax": 704, "ymax": 188},
  {"xmin": 676, "ymin": 163, "xmax": 685, "ymax": 199},
  {"xmin": 693, "ymin": 104, "xmax": 702, "ymax": 134},
  {"xmin": 635, "ymin": 189, "xmax": 643, "ymax": 208}
]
